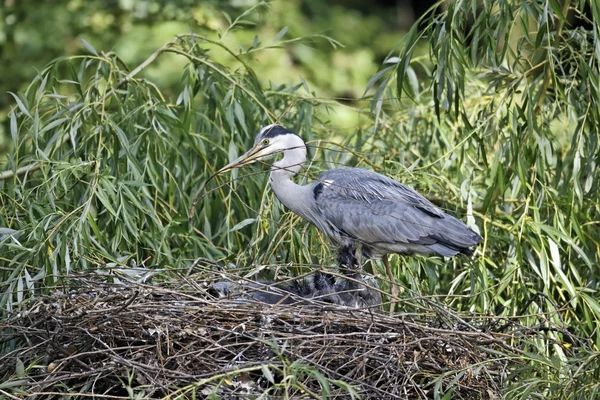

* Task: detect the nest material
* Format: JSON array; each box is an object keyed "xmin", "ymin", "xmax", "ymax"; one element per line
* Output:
[{"xmin": 1, "ymin": 275, "xmax": 510, "ymax": 399}]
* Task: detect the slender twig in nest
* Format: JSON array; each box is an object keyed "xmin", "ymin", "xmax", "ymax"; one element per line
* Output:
[{"xmin": 0, "ymin": 275, "xmax": 515, "ymax": 399}]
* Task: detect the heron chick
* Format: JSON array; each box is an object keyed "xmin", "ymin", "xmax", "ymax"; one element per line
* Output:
[
  {"xmin": 218, "ymin": 124, "xmax": 481, "ymax": 270},
  {"xmin": 211, "ymin": 272, "xmax": 381, "ymax": 309}
]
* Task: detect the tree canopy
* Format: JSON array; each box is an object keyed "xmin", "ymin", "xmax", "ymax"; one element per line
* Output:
[{"xmin": 1, "ymin": 1, "xmax": 600, "ymax": 398}]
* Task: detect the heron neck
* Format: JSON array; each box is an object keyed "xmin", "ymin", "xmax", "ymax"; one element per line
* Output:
[
  {"xmin": 270, "ymin": 145, "xmax": 306, "ymax": 179},
  {"xmin": 269, "ymin": 146, "xmax": 316, "ymax": 222}
]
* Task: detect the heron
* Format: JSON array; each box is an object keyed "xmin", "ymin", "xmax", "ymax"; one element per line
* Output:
[{"xmin": 216, "ymin": 124, "xmax": 481, "ymax": 306}]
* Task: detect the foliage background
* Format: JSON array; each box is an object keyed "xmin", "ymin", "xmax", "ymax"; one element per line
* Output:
[{"xmin": 1, "ymin": 0, "xmax": 600, "ymax": 398}]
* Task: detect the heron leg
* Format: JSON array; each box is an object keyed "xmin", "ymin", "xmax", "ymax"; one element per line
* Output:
[{"xmin": 383, "ymin": 254, "xmax": 399, "ymax": 314}]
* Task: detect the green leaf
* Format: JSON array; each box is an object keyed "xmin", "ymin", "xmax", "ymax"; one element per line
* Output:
[
  {"xmin": 80, "ymin": 38, "xmax": 99, "ymax": 56},
  {"xmin": 364, "ymin": 65, "xmax": 394, "ymax": 96},
  {"xmin": 395, "ymin": 23, "xmax": 419, "ymax": 99},
  {"xmin": 0, "ymin": 379, "xmax": 28, "ymax": 389},
  {"xmin": 273, "ymin": 26, "xmax": 289, "ymax": 43},
  {"xmin": 8, "ymin": 92, "xmax": 32, "ymax": 119},
  {"xmin": 38, "ymin": 117, "xmax": 69, "ymax": 137},
  {"xmin": 0, "ymin": 228, "xmax": 19, "ymax": 241},
  {"xmin": 261, "ymin": 365, "xmax": 274, "ymax": 383},
  {"xmin": 228, "ymin": 140, "xmax": 238, "ymax": 163},
  {"xmin": 9, "ymin": 109, "xmax": 18, "ymax": 145},
  {"xmin": 96, "ymin": 189, "xmax": 118, "ymax": 218},
  {"xmin": 229, "ymin": 218, "xmax": 256, "ymax": 232},
  {"xmin": 581, "ymin": 293, "xmax": 600, "ymax": 319},
  {"xmin": 15, "ymin": 357, "xmax": 25, "ymax": 376}
]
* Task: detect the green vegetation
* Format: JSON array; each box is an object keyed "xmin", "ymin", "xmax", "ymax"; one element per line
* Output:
[{"xmin": 1, "ymin": 0, "xmax": 600, "ymax": 398}]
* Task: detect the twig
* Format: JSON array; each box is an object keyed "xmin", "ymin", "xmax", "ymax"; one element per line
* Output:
[
  {"xmin": 0, "ymin": 161, "xmax": 42, "ymax": 181},
  {"xmin": 0, "ymin": 274, "xmax": 526, "ymax": 399}
]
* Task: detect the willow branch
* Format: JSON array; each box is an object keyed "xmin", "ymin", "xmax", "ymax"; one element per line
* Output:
[
  {"xmin": 0, "ymin": 41, "xmax": 178, "ymax": 182},
  {"xmin": 0, "ymin": 162, "xmax": 41, "ymax": 181},
  {"xmin": 536, "ymin": 0, "xmax": 572, "ymax": 112}
]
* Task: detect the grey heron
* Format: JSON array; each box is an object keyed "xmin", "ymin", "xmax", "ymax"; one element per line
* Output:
[{"xmin": 217, "ymin": 124, "xmax": 481, "ymax": 304}]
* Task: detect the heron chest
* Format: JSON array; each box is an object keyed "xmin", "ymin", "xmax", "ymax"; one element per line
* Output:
[{"xmin": 311, "ymin": 180, "xmax": 356, "ymax": 244}]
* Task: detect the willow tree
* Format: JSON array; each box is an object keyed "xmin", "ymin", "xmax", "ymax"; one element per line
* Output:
[
  {"xmin": 370, "ymin": 0, "xmax": 599, "ymax": 397},
  {"xmin": 1, "ymin": 1, "xmax": 600, "ymax": 398}
]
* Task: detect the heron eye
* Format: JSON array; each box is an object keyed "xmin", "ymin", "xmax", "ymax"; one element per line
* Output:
[{"xmin": 261, "ymin": 139, "xmax": 270, "ymax": 146}]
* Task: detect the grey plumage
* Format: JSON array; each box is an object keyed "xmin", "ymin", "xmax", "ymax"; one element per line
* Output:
[
  {"xmin": 219, "ymin": 124, "xmax": 481, "ymax": 264},
  {"xmin": 217, "ymin": 124, "xmax": 481, "ymax": 304},
  {"xmin": 310, "ymin": 167, "xmax": 481, "ymax": 258}
]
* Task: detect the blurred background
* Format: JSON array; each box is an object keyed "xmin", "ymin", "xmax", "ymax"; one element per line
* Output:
[{"xmin": 0, "ymin": 0, "xmax": 436, "ymax": 155}]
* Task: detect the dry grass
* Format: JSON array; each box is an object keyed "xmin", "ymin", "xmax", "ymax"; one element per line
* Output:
[{"xmin": 0, "ymin": 273, "xmax": 515, "ymax": 399}]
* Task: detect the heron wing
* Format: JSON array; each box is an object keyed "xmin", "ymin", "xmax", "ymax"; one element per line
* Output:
[{"xmin": 313, "ymin": 168, "xmax": 481, "ymax": 256}]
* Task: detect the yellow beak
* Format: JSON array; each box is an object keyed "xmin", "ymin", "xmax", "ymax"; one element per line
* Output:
[{"xmin": 216, "ymin": 143, "xmax": 270, "ymax": 174}]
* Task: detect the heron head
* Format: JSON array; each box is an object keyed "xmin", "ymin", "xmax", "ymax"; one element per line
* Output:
[{"xmin": 217, "ymin": 124, "xmax": 303, "ymax": 173}]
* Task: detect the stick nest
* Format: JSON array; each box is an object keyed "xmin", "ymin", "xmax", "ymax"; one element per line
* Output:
[{"xmin": 1, "ymin": 275, "xmax": 512, "ymax": 399}]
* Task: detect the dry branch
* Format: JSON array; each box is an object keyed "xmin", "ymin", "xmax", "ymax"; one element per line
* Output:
[{"xmin": 0, "ymin": 275, "xmax": 511, "ymax": 399}]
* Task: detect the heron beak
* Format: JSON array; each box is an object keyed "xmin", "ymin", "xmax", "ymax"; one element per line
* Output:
[{"xmin": 216, "ymin": 143, "xmax": 269, "ymax": 174}]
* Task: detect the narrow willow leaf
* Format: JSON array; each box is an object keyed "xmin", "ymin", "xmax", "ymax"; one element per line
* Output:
[
  {"xmin": 229, "ymin": 218, "xmax": 256, "ymax": 232},
  {"xmin": 15, "ymin": 357, "xmax": 25, "ymax": 376},
  {"xmin": 234, "ymin": 102, "xmax": 247, "ymax": 134},
  {"xmin": 0, "ymin": 379, "xmax": 28, "ymax": 389},
  {"xmin": 80, "ymin": 38, "xmax": 99, "ymax": 56},
  {"xmin": 396, "ymin": 22, "xmax": 420, "ymax": 99},
  {"xmin": 45, "ymin": 93, "xmax": 68, "ymax": 99},
  {"xmin": 38, "ymin": 117, "xmax": 68, "ymax": 137},
  {"xmin": 547, "ymin": 0, "xmax": 567, "ymax": 22},
  {"xmin": 372, "ymin": 75, "xmax": 390, "ymax": 128},
  {"xmin": 539, "ymin": 224, "xmax": 592, "ymax": 269},
  {"xmin": 65, "ymin": 243, "xmax": 71, "ymax": 275},
  {"xmin": 405, "ymin": 66, "xmax": 419, "ymax": 99},
  {"xmin": 10, "ymin": 109, "xmax": 18, "ymax": 145},
  {"xmin": 272, "ymin": 26, "xmax": 289, "ymax": 43},
  {"xmin": 17, "ymin": 275, "xmax": 23, "ymax": 304},
  {"xmin": 548, "ymin": 238, "xmax": 576, "ymax": 298},
  {"xmin": 222, "ymin": 11, "xmax": 232, "ymax": 26},
  {"xmin": 95, "ymin": 190, "xmax": 118, "ymax": 218},
  {"xmin": 228, "ymin": 140, "xmax": 238, "ymax": 163},
  {"xmin": 0, "ymin": 228, "xmax": 18, "ymax": 241},
  {"xmin": 364, "ymin": 65, "xmax": 394, "ymax": 96},
  {"xmin": 581, "ymin": 293, "xmax": 600, "ymax": 319},
  {"xmin": 121, "ymin": 181, "xmax": 152, "ymax": 187},
  {"xmin": 36, "ymin": 73, "xmax": 48, "ymax": 101},
  {"xmin": 384, "ymin": 57, "xmax": 400, "ymax": 64},
  {"xmin": 8, "ymin": 92, "xmax": 32, "ymax": 119},
  {"xmin": 261, "ymin": 365, "xmax": 274, "ymax": 383},
  {"xmin": 548, "ymin": 238, "xmax": 561, "ymax": 271},
  {"xmin": 23, "ymin": 268, "xmax": 33, "ymax": 290},
  {"xmin": 310, "ymin": 368, "xmax": 331, "ymax": 396}
]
